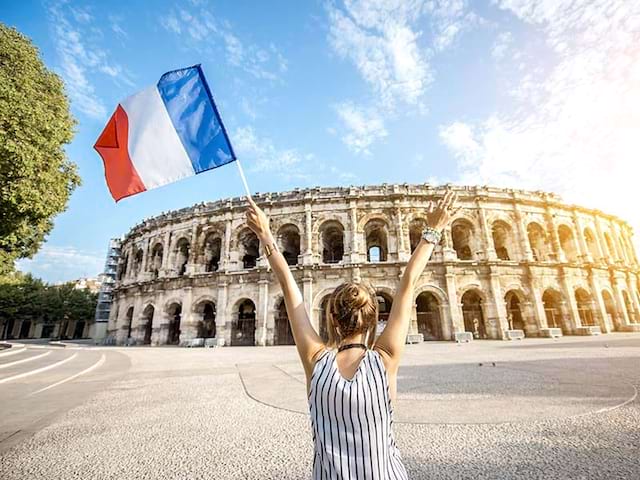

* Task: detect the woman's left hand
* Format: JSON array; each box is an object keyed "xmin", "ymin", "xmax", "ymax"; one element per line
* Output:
[{"xmin": 245, "ymin": 196, "xmax": 272, "ymax": 241}]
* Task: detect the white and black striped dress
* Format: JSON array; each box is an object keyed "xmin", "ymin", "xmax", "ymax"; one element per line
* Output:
[{"xmin": 308, "ymin": 348, "xmax": 408, "ymax": 479}]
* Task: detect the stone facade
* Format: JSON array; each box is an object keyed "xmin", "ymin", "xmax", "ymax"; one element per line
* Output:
[{"xmin": 106, "ymin": 183, "xmax": 640, "ymax": 347}]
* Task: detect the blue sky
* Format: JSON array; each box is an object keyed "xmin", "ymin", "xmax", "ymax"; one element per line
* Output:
[{"xmin": 4, "ymin": 0, "xmax": 639, "ymax": 283}]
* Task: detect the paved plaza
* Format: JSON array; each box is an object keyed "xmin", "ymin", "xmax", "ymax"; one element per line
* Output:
[{"xmin": 0, "ymin": 334, "xmax": 639, "ymax": 479}]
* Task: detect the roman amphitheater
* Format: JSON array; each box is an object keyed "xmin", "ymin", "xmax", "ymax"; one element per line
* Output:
[{"xmin": 105, "ymin": 183, "xmax": 640, "ymax": 347}]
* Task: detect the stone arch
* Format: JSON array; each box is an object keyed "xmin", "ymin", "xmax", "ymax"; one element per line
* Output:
[
  {"xmin": 416, "ymin": 290, "xmax": 443, "ymax": 340},
  {"xmin": 601, "ymin": 289, "xmax": 619, "ymax": 331},
  {"xmin": 274, "ymin": 297, "xmax": 294, "ymax": 345},
  {"xmin": 232, "ymin": 298, "xmax": 256, "ymax": 346},
  {"xmin": 583, "ymin": 227, "xmax": 599, "ymax": 261},
  {"xmin": 194, "ymin": 299, "xmax": 216, "ymax": 338},
  {"xmin": 133, "ymin": 248, "xmax": 144, "ymax": 276},
  {"xmin": 140, "ymin": 304, "xmax": 155, "ymax": 345},
  {"xmin": 492, "ymin": 220, "xmax": 515, "ymax": 261},
  {"xmin": 622, "ymin": 290, "xmax": 636, "ymax": 324},
  {"xmin": 541, "ymin": 288, "xmax": 568, "ymax": 334},
  {"xmin": 124, "ymin": 306, "xmax": 134, "ymax": 339},
  {"xmin": 237, "ymin": 227, "xmax": 260, "ymax": 269},
  {"xmin": 451, "ymin": 218, "xmax": 477, "ymax": 260},
  {"xmin": 575, "ymin": 287, "xmax": 596, "ymax": 327},
  {"xmin": 558, "ymin": 224, "xmax": 578, "ymax": 262},
  {"xmin": 375, "ymin": 290, "xmax": 394, "ymax": 333},
  {"xmin": 165, "ymin": 301, "xmax": 182, "ymax": 345},
  {"xmin": 318, "ymin": 294, "xmax": 331, "ymax": 343},
  {"xmin": 603, "ymin": 231, "xmax": 617, "ymax": 262},
  {"xmin": 174, "ymin": 237, "xmax": 190, "ymax": 276},
  {"xmin": 117, "ymin": 251, "xmax": 129, "ymax": 280},
  {"xmin": 149, "ymin": 242, "xmax": 164, "ymax": 278},
  {"xmin": 318, "ymin": 219, "xmax": 345, "ymax": 264},
  {"xmin": 527, "ymin": 222, "xmax": 550, "ymax": 262},
  {"xmin": 461, "ymin": 289, "xmax": 487, "ymax": 339},
  {"xmin": 364, "ymin": 218, "xmax": 389, "ymax": 262},
  {"xmin": 277, "ymin": 223, "xmax": 301, "ymax": 266},
  {"xmin": 415, "ymin": 284, "xmax": 448, "ymax": 306},
  {"xmin": 504, "ymin": 290, "xmax": 526, "ymax": 333},
  {"xmin": 201, "ymin": 233, "xmax": 222, "ymax": 272}
]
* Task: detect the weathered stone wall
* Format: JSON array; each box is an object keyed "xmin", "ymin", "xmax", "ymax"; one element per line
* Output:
[{"xmin": 107, "ymin": 184, "xmax": 640, "ymax": 346}]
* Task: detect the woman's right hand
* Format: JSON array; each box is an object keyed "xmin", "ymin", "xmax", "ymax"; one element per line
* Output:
[{"xmin": 426, "ymin": 190, "xmax": 458, "ymax": 231}]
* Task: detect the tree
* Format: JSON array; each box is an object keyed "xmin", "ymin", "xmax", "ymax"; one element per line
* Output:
[{"xmin": 0, "ymin": 24, "xmax": 80, "ymax": 275}]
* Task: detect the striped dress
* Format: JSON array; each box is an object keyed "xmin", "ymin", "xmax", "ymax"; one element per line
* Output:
[{"xmin": 308, "ymin": 348, "xmax": 408, "ymax": 479}]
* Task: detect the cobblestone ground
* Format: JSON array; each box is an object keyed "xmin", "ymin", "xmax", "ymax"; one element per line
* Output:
[{"xmin": 0, "ymin": 334, "xmax": 639, "ymax": 479}]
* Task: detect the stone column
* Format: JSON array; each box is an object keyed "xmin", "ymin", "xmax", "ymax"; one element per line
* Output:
[
  {"xmin": 186, "ymin": 225, "xmax": 199, "ymax": 274},
  {"xmin": 132, "ymin": 292, "xmax": 143, "ymax": 342},
  {"xmin": 488, "ymin": 270, "xmax": 508, "ymax": 338},
  {"xmin": 588, "ymin": 275, "xmax": 610, "ymax": 332},
  {"xmin": 303, "ymin": 202, "xmax": 313, "ymax": 265},
  {"xmin": 216, "ymin": 280, "xmax": 229, "ymax": 343},
  {"xmin": 179, "ymin": 286, "xmax": 195, "ymax": 342},
  {"xmin": 444, "ymin": 267, "xmax": 462, "ymax": 338},
  {"xmin": 572, "ymin": 213, "xmax": 589, "ymax": 263},
  {"xmin": 545, "ymin": 210, "xmax": 565, "ymax": 262},
  {"xmin": 514, "ymin": 204, "xmax": 533, "ymax": 262},
  {"xmin": 222, "ymin": 216, "xmax": 232, "ymax": 271},
  {"xmin": 395, "ymin": 204, "xmax": 409, "ymax": 262},
  {"xmin": 349, "ymin": 200, "xmax": 360, "ymax": 263},
  {"xmin": 441, "ymin": 227, "xmax": 457, "ymax": 261},
  {"xmin": 612, "ymin": 280, "xmax": 631, "ymax": 327},
  {"xmin": 409, "ymin": 303, "xmax": 419, "ymax": 336},
  {"xmin": 594, "ymin": 217, "xmax": 610, "ymax": 264},
  {"xmin": 477, "ymin": 201, "xmax": 496, "ymax": 260},
  {"xmin": 560, "ymin": 272, "xmax": 581, "ymax": 333},
  {"xmin": 161, "ymin": 231, "xmax": 171, "ymax": 275},
  {"xmin": 625, "ymin": 273, "xmax": 640, "ymax": 323},
  {"xmin": 256, "ymin": 279, "xmax": 269, "ymax": 346}
]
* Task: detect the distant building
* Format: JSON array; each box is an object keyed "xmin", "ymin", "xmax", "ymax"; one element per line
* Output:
[
  {"xmin": 91, "ymin": 238, "xmax": 122, "ymax": 341},
  {"xmin": 71, "ymin": 276, "xmax": 103, "ymax": 294}
]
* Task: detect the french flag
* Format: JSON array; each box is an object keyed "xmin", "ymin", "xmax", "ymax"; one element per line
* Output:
[{"xmin": 94, "ymin": 65, "xmax": 236, "ymax": 201}]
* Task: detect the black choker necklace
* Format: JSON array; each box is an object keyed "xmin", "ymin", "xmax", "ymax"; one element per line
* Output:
[{"xmin": 338, "ymin": 343, "xmax": 367, "ymax": 352}]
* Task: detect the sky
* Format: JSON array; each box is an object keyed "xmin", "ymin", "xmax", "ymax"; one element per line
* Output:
[{"xmin": 3, "ymin": 0, "xmax": 640, "ymax": 283}]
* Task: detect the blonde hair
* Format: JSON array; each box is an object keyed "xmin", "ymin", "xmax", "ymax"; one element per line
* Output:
[{"xmin": 325, "ymin": 281, "xmax": 378, "ymax": 349}]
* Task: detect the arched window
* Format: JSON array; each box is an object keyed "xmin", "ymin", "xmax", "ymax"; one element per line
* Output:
[
  {"xmin": 141, "ymin": 304, "xmax": 154, "ymax": 345},
  {"xmin": 451, "ymin": 220, "xmax": 475, "ymax": 260},
  {"xmin": 238, "ymin": 229, "xmax": 259, "ymax": 269},
  {"xmin": 583, "ymin": 228, "xmax": 598, "ymax": 262},
  {"xmin": 166, "ymin": 303, "xmax": 182, "ymax": 345},
  {"xmin": 233, "ymin": 299, "xmax": 256, "ymax": 346},
  {"xmin": 416, "ymin": 292, "xmax": 442, "ymax": 340},
  {"xmin": 175, "ymin": 238, "xmax": 190, "ymax": 276},
  {"xmin": 195, "ymin": 301, "xmax": 216, "ymax": 338},
  {"xmin": 365, "ymin": 219, "xmax": 388, "ymax": 262},
  {"xmin": 319, "ymin": 295, "xmax": 330, "ymax": 342},
  {"xmin": 133, "ymin": 249, "xmax": 144, "ymax": 275},
  {"xmin": 542, "ymin": 289, "xmax": 567, "ymax": 333},
  {"xmin": 604, "ymin": 232, "xmax": 616, "ymax": 262},
  {"xmin": 376, "ymin": 292, "xmax": 393, "ymax": 335},
  {"xmin": 278, "ymin": 224, "xmax": 301, "ymax": 266},
  {"xmin": 492, "ymin": 221, "xmax": 513, "ymax": 261},
  {"xmin": 558, "ymin": 225, "xmax": 578, "ymax": 262},
  {"xmin": 320, "ymin": 221, "xmax": 344, "ymax": 264},
  {"xmin": 203, "ymin": 235, "xmax": 222, "ymax": 272},
  {"xmin": 274, "ymin": 298, "xmax": 294, "ymax": 345},
  {"xmin": 527, "ymin": 223, "xmax": 549, "ymax": 261},
  {"xmin": 461, "ymin": 290, "xmax": 487, "ymax": 339},
  {"xmin": 149, "ymin": 243, "xmax": 163, "ymax": 278},
  {"xmin": 505, "ymin": 291, "xmax": 526, "ymax": 333},
  {"xmin": 575, "ymin": 288, "xmax": 595, "ymax": 326}
]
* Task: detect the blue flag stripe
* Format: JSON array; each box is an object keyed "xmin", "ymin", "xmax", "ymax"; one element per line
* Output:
[{"xmin": 156, "ymin": 65, "xmax": 236, "ymax": 174}]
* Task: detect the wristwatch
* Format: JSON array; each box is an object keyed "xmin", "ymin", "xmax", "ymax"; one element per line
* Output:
[{"xmin": 421, "ymin": 226, "xmax": 442, "ymax": 245}]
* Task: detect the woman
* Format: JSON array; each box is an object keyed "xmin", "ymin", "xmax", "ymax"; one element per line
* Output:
[{"xmin": 245, "ymin": 190, "xmax": 457, "ymax": 479}]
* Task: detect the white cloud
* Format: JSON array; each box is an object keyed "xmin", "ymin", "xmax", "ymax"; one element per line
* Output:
[
  {"xmin": 48, "ymin": 1, "xmax": 132, "ymax": 119},
  {"xmin": 16, "ymin": 246, "xmax": 105, "ymax": 283},
  {"xmin": 491, "ymin": 31, "xmax": 512, "ymax": 59},
  {"xmin": 234, "ymin": 126, "xmax": 305, "ymax": 174},
  {"xmin": 159, "ymin": 2, "xmax": 287, "ymax": 82},
  {"xmin": 334, "ymin": 102, "xmax": 388, "ymax": 154},
  {"xmin": 327, "ymin": 0, "xmax": 478, "ymax": 154},
  {"xmin": 440, "ymin": 0, "xmax": 640, "ymax": 247}
]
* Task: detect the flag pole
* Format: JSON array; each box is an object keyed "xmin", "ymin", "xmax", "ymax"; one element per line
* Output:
[{"xmin": 235, "ymin": 158, "xmax": 252, "ymax": 199}]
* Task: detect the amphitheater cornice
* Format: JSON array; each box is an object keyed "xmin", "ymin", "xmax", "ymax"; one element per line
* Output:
[{"xmin": 119, "ymin": 183, "xmax": 633, "ymax": 242}]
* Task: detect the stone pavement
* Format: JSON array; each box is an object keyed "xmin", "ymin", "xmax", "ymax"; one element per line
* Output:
[{"xmin": 0, "ymin": 335, "xmax": 639, "ymax": 479}]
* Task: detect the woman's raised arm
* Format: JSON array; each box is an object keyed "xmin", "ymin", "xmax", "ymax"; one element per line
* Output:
[
  {"xmin": 245, "ymin": 196, "xmax": 325, "ymax": 377},
  {"xmin": 374, "ymin": 191, "xmax": 458, "ymax": 370}
]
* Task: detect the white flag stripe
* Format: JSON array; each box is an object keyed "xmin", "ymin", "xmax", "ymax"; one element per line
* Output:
[{"xmin": 121, "ymin": 85, "xmax": 195, "ymax": 189}]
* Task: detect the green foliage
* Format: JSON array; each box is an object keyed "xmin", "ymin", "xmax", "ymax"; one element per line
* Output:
[
  {"xmin": 0, "ymin": 272, "xmax": 97, "ymax": 330},
  {"xmin": 0, "ymin": 24, "xmax": 80, "ymax": 273}
]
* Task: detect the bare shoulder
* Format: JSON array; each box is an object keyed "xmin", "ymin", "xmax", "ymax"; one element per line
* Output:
[{"xmin": 303, "ymin": 344, "xmax": 329, "ymax": 376}]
